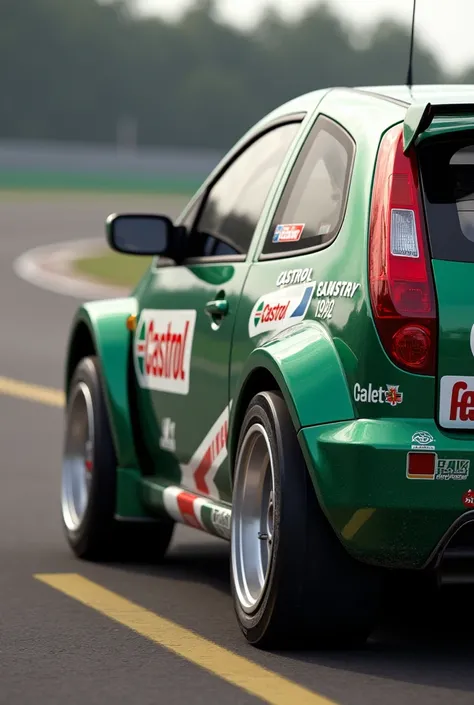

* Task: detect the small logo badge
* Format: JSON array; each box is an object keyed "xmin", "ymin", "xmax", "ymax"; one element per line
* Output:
[
  {"xmin": 411, "ymin": 431, "xmax": 435, "ymax": 450},
  {"xmin": 160, "ymin": 417, "xmax": 176, "ymax": 452},
  {"xmin": 384, "ymin": 385, "xmax": 404, "ymax": 407},
  {"xmin": 463, "ymin": 489, "xmax": 474, "ymax": 508}
]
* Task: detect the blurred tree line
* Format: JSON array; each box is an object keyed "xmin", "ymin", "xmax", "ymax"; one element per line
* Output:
[{"xmin": 0, "ymin": 0, "xmax": 471, "ymax": 149}]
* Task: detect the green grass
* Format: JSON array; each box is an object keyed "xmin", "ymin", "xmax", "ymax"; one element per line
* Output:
[{"xmin": 74, "ymin": 251, "xmax": 152, "ymax": 288}]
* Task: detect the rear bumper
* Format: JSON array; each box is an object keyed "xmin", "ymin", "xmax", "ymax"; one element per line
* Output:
[{"xmin": 299, "ymin": 419, "xmax": 474, "ymax": 569}]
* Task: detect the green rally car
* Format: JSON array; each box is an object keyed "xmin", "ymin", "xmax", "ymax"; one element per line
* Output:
[{"xmin": 62, "ymin": 85, "xmax": 474, "ymax": 649}]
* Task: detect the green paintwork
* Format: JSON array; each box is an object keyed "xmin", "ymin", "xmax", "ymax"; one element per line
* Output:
[
  {"xmin": 231, "ymin": 322, "xmax": 355, "ymax": 433},
  {"xmin": 66, "ymin": 297, "xmax": 138, "ymax": 469},
  {"xmin": 299, "ymin": 419, "xmax": 474, "ymax": 569},
  {"xmin": 417, "ymin": 115, "xmax": 474, "ymax": 142},
  {"xmin": 432, "ymin": 258, "xmax": 474, "ymax": 390},
  {"xmin": 65, "ymin": 84, "xmax": 474, "ymax": 569},
  {"xmin": 115, "ymin": 467, "xmax": 148, "ymax": 519}
]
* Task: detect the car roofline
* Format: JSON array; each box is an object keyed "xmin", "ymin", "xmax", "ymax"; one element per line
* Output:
[{"xmin": 350, "ymin": 87, "xmax": 410, "ymax": 109}]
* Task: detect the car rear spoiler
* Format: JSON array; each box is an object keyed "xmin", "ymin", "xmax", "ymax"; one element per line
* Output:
[{"xmin": 403, "ymin": 102, "xmax": 474, "ymax": 152}]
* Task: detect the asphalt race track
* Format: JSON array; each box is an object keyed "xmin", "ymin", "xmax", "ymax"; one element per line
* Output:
[{"xmin": 1, "ymin": 192, "xmax": 474, "ymax": 705}]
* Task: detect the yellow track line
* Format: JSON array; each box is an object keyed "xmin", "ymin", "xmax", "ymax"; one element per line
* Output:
[
  {"xmin": 0, "ymin": 376, "xmax": 64, "ymax": 407},
  {"xmin": 35, "ymin": 574, "xmax": 336, "ymax": 705}
]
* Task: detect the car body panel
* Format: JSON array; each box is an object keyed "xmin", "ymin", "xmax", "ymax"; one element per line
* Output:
[
  {"xmin": 66, "ymin": 298, "xmax": 138, "ymax": 469},
  {"xmin": 229, "ymin": 320, "xmax": 355, "ymax": 458},
  {"xmin": 131, "ymin": 261, "xmax": 249, "ymax": 503},
  {"xmin": 299, "ymin": 417, "xmax": 474, "ymax": 568}
]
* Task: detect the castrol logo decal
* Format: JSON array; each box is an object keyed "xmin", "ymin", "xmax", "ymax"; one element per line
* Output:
[
  {"xmin": 248, "ymin": 282, "xmax": 315, "ymax": 338},
  {"xmin": 134, "ymin": 309, "xmax": 196, "ymax": 395},
  {"xmin": 439, "ymin": 376, "xmax": 474, "ymax": 429}
]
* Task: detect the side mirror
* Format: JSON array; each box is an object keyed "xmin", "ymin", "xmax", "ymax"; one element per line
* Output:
[{"xmin": 106, "ymin": 213, "xmax": 175, "ymax": 256}]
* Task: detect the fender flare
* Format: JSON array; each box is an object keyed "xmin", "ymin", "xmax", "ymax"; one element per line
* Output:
[
  {"xmin": 229, "ymin": 320, "xmax": 355, "ymax": 470},
  {"xmin": 65, "ymin": 297, "xmax": 138, "ymax": 469}
]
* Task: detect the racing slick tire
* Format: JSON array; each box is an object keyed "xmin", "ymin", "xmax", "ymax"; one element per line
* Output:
[
  {"xmin": 61, "ymin": 356, "xmax": 174, "ymax": 561},
  {"xmin": 230, "ymin": 391, "xmax": 383, "ymax": 649}
]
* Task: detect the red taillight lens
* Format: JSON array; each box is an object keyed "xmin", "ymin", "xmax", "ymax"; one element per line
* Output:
[
  {"xmin": 392, "ymin": 324, "xmax": 431, "ymax": 369},
  {"xmin": 369, "ymin": 124, "xmax": 437, "ymax": 375}
]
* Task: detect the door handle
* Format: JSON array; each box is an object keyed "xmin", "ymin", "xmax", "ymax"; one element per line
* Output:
[{"xmin": 205, "ymin": 299, "xmax": 229, "ymax": 317}]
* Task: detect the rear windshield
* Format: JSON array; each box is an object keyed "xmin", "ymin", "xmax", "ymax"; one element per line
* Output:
[{"xmin": 419, "ymin": 135, "xmax": 474, "ymax": 262}]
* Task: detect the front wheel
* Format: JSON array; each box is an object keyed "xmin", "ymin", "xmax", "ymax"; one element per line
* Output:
[
  {"xmin": 61, "ymin": 356, "xmax": 174, "ymax": 561},
  {"xmin": 230, "ymin": 391, "xmax": 383, "ymax": 649}
]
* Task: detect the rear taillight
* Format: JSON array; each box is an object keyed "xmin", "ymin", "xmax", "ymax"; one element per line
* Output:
[{"xmin": 369, "ymin": 124, "xmax": 437, "ymax": 375}]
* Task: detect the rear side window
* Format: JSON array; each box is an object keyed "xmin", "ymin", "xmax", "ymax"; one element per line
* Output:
[
  {"xmin": 191, "ymin": 122, "xmax": 301, "ymax": 257},
  {"xmin": 261, "ymin": 115, "xmax": 354, "ymax": 256},
  {"xmin": 419, "ymin": 137, "xmax": 474, "ymax": 262}
]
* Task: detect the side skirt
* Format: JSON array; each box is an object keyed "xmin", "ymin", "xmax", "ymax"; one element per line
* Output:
[{"xmin": 142, "ymin": 478, "xmax": 232, "ymax": 541}]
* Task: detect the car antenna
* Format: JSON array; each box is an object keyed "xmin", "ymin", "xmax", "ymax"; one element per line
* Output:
[{"xmin": 406, "ymin": 0, "xmax": 417, "ymax": 97}]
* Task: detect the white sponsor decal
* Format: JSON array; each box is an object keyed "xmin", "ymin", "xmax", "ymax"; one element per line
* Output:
[
  {"xmin": 159, "ymin": 417, "xmax": 176, "ymax": 452},
  {"xmin": 211, "ymin": 506, "xmax": 231, "ymax": 539},
  {"xmin": 411, "ymin": 430, "xmax": 435, "ymax": 451},
  {"xmin": 318, "ymin": 223, "xmax": 332, "ymax": 235},
  {"xmin": 439, "ymin": 376, "xmax": 474, "ymax": 429},
  {"xmin": 316, "ymin": 281, "xmax": 360, "ymax": 298},
  {"xmin": 180, "ymin": 406, "xmax": 229, "ymax": 497},
  {"xmin": 276, "ymin": 268, "xmax": 313, "ymax": 287},
  {"xmin": 315, "ymin": 299, "xmax": 335, "ymax": 320},
  {"xmin": 248, "ymin": 282, "xmax": 315, "ymax": 338},
  {"xmin": 134, "ymin": 309, "xmax": 196, "ymax": 395},
  {"xmin": 353, "ymin": 383, "xmax": 404, "ymax": 407},
  {"xmin": 437, "ymin": 458, "xmax": 470, "ymax": 481}
]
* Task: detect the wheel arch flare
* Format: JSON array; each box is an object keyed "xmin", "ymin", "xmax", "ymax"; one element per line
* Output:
[
  {"xmin": 229, "ymin": 320, "xmax": 355, "ymax": 476},
  {"xmin": 65, "ymin": 298, "xmax": 139, "ymax": 470}
]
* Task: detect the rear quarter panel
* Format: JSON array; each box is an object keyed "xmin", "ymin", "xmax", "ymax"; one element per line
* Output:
[{"xmin": 230, "ymin": 89, "xmax": 416, "ymax": 435}]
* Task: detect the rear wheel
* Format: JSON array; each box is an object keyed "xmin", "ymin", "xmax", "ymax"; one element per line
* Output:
[
  {"xmin": 61, "ymin": 356, "xmax": 174, "ymax": 561},
  {"xmin": 230, "ymin": 391, "xmax": 383, "ymax": 649}
]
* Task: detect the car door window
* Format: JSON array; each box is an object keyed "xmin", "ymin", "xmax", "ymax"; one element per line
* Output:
[
  {"xmin": 187, "ymin": 122, "xmax": 302, "ymax": 259},
  {"xmin": 261, "ymin": 115, "xmax": 355, "ymax": 256}
]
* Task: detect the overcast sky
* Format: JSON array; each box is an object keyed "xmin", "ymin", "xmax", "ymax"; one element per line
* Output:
[{"xmin": 134, "ymin": 0, "xmax": 474, "ymax": 74}]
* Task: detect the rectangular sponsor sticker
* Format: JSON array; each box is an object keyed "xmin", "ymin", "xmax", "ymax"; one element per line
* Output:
[
  {"xmin": 406, "ymin": 452, "xmax": 470, "ymax": 480},
  {"xmin": 134, "ymin": 309, "xmax": 196, "ymax": 395},
  {"xmin": 439, "ymin": 376, "xmax": 474, "ymax": 429},
  {"xmin": 248, "ymin": 282, "xmax": 315, "ymax": 338},
  {"xmin": 272, "ymin": 223, "xmax": 305, "ymax": 243}
]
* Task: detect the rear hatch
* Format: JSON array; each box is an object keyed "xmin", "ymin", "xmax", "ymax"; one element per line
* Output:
[{"xmin": 416, "ymin": 115, "xmax": 474, "ymax": 429}]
